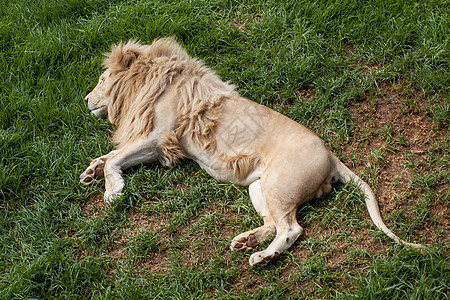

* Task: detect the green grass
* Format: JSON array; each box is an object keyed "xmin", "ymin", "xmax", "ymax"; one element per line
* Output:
[{"xmin": 0, "ymin": 0, "xmax": 449, "ymax": 299}]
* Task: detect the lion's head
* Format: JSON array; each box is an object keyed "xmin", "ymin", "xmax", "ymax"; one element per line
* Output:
[
  {"xmin": 84, "ymin": 38, "xmax": 236, "ymax": 151},
  {"xmin": 84, "ymin": 69, "xmax": 111, "ymax": 118},
  {"xmin": 84, "ymin": 40, "xmax": 146, "ymax": 119}
]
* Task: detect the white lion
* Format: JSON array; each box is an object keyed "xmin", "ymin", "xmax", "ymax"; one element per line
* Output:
[{"xmin": 80, "ymin": 38, "xmax": 422, "ymax": 266}]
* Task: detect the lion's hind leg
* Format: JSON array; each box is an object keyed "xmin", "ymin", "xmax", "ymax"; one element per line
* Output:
[
  {"xmin": 247, "ymin": 170, "xmax": 310, "ymax": 266},
  {"xmin": 248, "ymin": 201, "xmax": 303, "ymax": 266},
  {"xmin": 230, "ymin": 180, "xmax": 276, "ymax": 252}
]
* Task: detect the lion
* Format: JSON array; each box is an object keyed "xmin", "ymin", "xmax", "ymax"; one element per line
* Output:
[{"xmin": 80, "ymin": 37, "xmax": 422, "ymax": 266}]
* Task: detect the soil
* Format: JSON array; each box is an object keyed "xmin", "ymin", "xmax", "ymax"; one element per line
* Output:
[{"xmin": 344, "ymin": 80, "xmax": 448, "ymax": 244}]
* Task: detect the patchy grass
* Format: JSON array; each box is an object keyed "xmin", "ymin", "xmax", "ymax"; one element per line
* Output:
[{"xmin": 0, "ymin": 0, "xmax": 448, "ymax": 299}]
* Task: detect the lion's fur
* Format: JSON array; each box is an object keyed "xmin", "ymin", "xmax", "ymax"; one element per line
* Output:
[
  {"xmin": 83, "ymin": 38, "xmax": 423, "ymax": 265},
  {"xmin": 225, "ymin": 153, "xmax": 261, "ymax": 179},
  {"xmin": 103, "ymin": 38, "xmax": 238, "ymax": 169},
  {"xmin": 157, "ymin": 133, "xmax": 186, "ymax": 168}
]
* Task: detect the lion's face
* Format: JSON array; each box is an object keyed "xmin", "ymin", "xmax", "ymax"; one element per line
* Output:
[{"xmin": 85, "ymin": 70, "xmax": 111, "ymax": 118}]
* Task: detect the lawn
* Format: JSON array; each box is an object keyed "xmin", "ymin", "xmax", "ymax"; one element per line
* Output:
[{"xmin": 0, "ymin": 0, "xmax": 448, "ymax": 299}]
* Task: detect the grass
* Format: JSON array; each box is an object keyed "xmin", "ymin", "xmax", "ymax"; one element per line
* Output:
[{"xmin": 0, "ymin": 0, "xmax": 449, "ymax": 298}]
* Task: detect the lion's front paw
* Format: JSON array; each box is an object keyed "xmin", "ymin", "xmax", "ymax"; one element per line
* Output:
[
  {"xmin": 104, "ymin": 190, "xmax": 123, "ymax": 204},
  {"xmin": 249, "ymin": 250, "xmax": 280, "ymax": 266},
  {"xmin": 80, "ymin": 159, "xmax": 105, "ymax": 185},
  {"xmin": 230, "ymin": 233, "xmax": 259, "ymax": 252}
]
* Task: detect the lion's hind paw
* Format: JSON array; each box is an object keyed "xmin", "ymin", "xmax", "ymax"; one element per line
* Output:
[
  {"xmin": 230, "ymin": 233, "xmax": 259, "ymax": 252},
  {"xmin": 249, "ymin": 250, "xmax": 280, "ymax": 266}
]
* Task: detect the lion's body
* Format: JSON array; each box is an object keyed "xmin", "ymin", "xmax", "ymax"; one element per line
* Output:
[{"xmin": 81, "ymin": 38, "xmax": 422, "ymax": 266}]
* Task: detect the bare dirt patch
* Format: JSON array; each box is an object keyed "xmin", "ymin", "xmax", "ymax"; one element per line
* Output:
[
  {"xmin": 344, "ymin": 80, "xmax": 448, "ymax": 244},
  {"xmin": 133, "ymin": 251, "xmax": 171, "ymax": 275},
  {"xmin": 106, "ymin": 207, "xmax": 171, "ymax": 259},
  {"xmin": 82, "ymin": 193, "xmax": 107, "ymax": 218},
  {"xmin": 294, "ymin": 87, "xmax": 316, "ymax": 102}
]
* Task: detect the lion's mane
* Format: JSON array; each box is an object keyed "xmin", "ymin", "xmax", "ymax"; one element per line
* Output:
[{"xmin": 103, "ymin": 38, "xmax": 238, "ymax": 167}]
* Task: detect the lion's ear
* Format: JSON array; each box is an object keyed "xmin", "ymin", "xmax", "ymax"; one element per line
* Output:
[
  {"xmin": 122, "ymin": 51, "xmax": 137, "ymax": 69},
  {"xmin": 104, "ymin": 40, "xmax": 142, "ymax": 72}
]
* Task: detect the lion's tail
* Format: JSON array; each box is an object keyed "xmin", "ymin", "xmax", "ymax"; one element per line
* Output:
[{"xmin": 331, "ymin": 155, "xmax": 424, "ymax": 249}]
